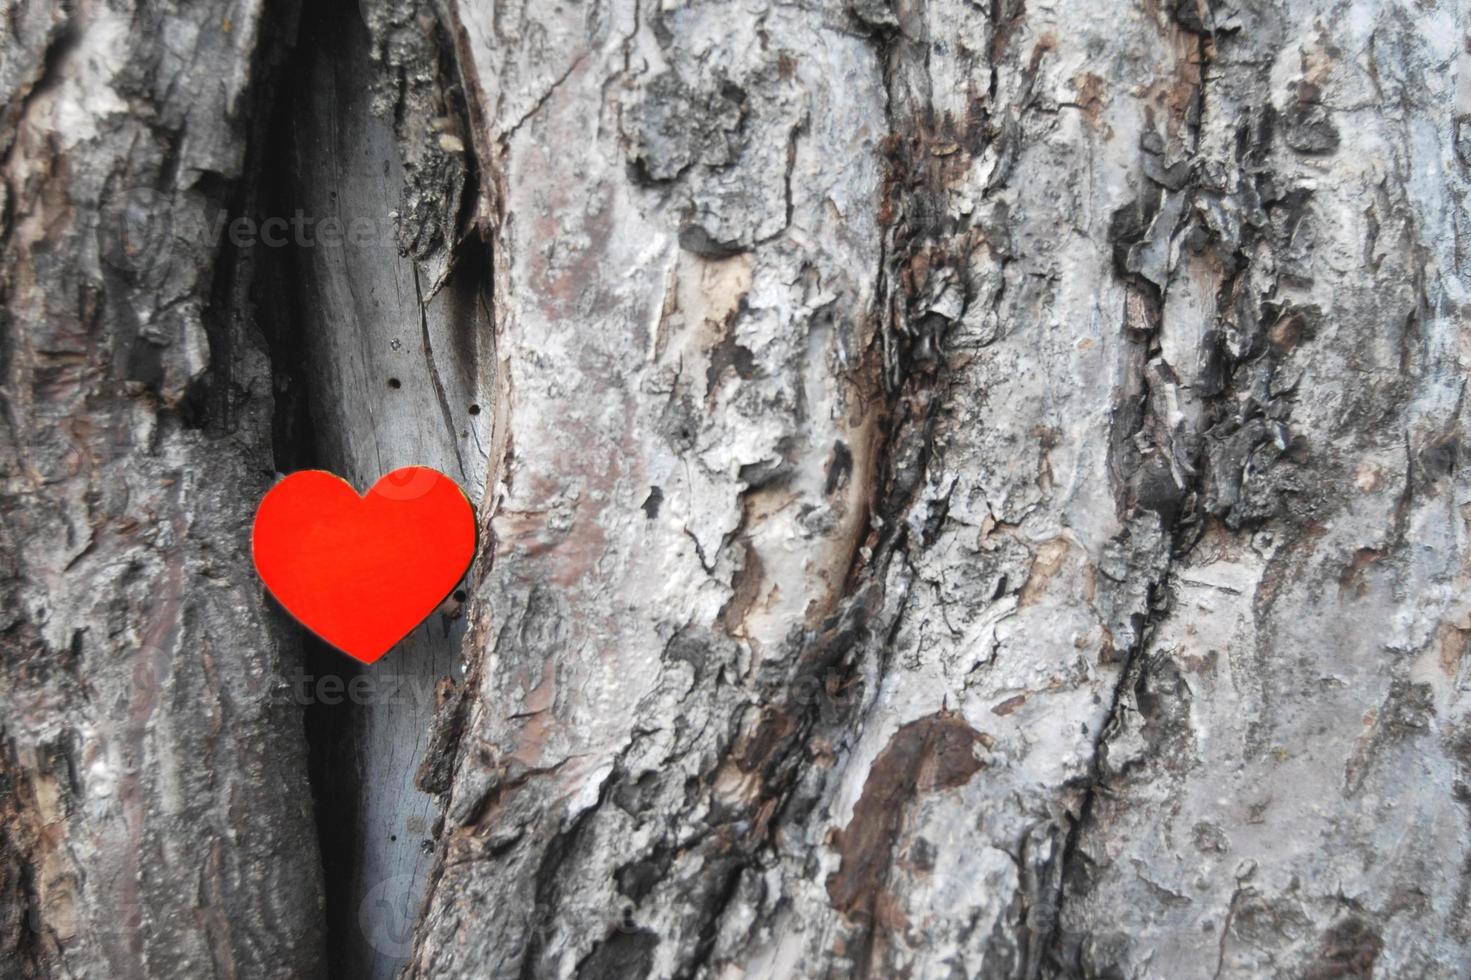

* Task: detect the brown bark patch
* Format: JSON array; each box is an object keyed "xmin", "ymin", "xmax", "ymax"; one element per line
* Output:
[
  {"xmin": 1269, "ymin": 310, "xmax": 1309, "ymax": 353},
  {"xmin": 1439, "ymin": 619, "xmax": 1471, "ymax": 678},
  {"xmin": 991, "ymin": 694, "xmax": 1027, "ymax": 716},
  {"xmin": 0, "ymin": 739, "xmax": 73, "ymax": 975},
  {"xmin": 1337, "ymin": 547, "xmax": 1383, "ymax": 598},
  {"xmin": 826, "ymin": 711, "xmax": 987, "ymax": 927},
  {"xmin": 1019, "ymin": 537, "xmax": 1071, "ymax": 607},
  {"xmin": 1303, "ymin": 916, "xmax": 1382, "ymax": 979},
  {"xmin": 1072, "ymin": 72, "xmax": 1107, "ymax": 129},
  {"xmin": 736, "ymin": 707, "xmax": 799, "ymax": 777},
  {"xmin": 720, "ymin": 539, "xmax": 766, "ymax": 638}
]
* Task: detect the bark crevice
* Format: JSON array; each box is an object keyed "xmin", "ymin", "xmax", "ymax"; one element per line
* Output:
[{"xmin": 250, "ymin": 0, "xmax": 491, "ymax": 974}]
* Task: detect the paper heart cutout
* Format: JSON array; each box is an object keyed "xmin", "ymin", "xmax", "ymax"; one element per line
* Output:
[{"xmin": 252, "ymin": 467, "xmax": 476, "ymax": 663}]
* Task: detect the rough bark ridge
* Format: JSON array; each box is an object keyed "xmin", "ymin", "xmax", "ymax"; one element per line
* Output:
[
  {"xmin": 1058, "ymin": 4, "xmax": 1471, "ymax": 977},
  {"xmin": 408, "ymin": 0, "xmax": 1471, "ymax": 978},
  {"xmin": 0, "ymin": 0, "xmax": 323, "ymax": 977},
  {"xmin": 409, "ymin": 0, "xmax": 888, "ymax": 974}
]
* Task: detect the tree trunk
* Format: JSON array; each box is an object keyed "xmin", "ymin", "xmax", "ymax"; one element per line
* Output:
[{"xmin": 4, "ymin": 0, "xmax": 1469, "ymax": 978}]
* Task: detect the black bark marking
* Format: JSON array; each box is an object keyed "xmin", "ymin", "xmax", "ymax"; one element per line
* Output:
[{"xmin": 641, "ymin": 486, "xmax": 664, "ymax": 518}]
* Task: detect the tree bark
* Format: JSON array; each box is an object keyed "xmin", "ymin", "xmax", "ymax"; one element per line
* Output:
[
  {"xmin": 0, "ymin": 1, "xmax": 323, "ymax": 977},
  {"xmin": 4, "ymin": 0, "xmax": 1470, "ymax": 978}
]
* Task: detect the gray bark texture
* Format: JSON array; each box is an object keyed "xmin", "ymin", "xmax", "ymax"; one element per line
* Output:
[
  {"xmin": 0, "ymin": 0, "xmax": 324, "ymax": 977},
  {"xmin": 3, "ymin": 0, "xmax": 1470, "ymax": 978}
]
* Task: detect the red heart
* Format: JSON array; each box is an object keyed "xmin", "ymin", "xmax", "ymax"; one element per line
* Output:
[{"xmin": 251, "ymin": 467, "xmax": 476, "ymax": 663}]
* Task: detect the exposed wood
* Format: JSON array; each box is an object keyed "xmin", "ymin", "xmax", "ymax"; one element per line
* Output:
[{"xmin": 263, "ymin": 2, "xmax": 491, "ymax": 976}]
